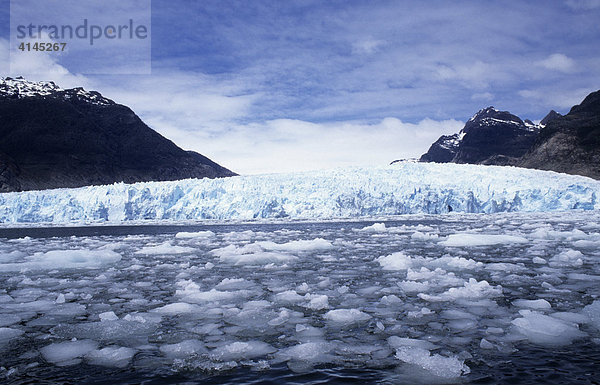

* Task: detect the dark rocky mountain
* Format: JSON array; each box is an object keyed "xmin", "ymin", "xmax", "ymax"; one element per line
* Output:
[
  {"xmin": 517, "ymin": 90, "xmax": 600, "ymax": 179},
  {"xmin": 0, "ymin": 77, "xmax": 235, "ymax": 192},
  {"xmin": 418, "ymin": 134, "xmax": 460, "ymax": 163},
  {"xmin": 418, "ymin": 90, "xmax": 600, "ymax": 180},
  {"xmin": 419, "ymin": 107, "xmax": 539, "ymax": 164},
  {"xmin": 540, "ymin": 110, "xmax": 562, "ymax": 127}
]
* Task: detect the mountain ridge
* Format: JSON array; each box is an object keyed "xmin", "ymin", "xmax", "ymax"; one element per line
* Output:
[
  {"xmin": 0, "ymin": 77, "xmax": 236, "ymax": 192},
  {"xmin": 418, "ymin": 90, "xmax": 600, "ymax": 179}
]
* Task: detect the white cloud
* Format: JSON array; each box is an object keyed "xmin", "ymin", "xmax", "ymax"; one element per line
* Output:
[
  {"xmin": 352, "ymin": 38, "xmax": 385, "ymax": 55},
  {"xmin": 537, "ymin": 53, "xmax": 576, "ymax": 73},
  {"xmin": 96, "ymin": 74, "xmax": 258, "ymax": 128},
  {"xmin": 434, "ymin": 61, "xmax": 495, "ymax": 89},
  {"xmin": 565, "ymin": 0, "xmax": 600, "ymax": 9},
  {"xmin": 151, "ymin": 117, "xmax": 463, "ymax": 174},
  {"xmin": 518, "ymin": 87, "xmax": 592, "ymax": 110},
  {"xmin": 471, "ymin": 92, "xmax": 494, "ymax": 101},
  {"xmin": 0, "ymin": 38, "xmax": 89, "ymax": 88}
]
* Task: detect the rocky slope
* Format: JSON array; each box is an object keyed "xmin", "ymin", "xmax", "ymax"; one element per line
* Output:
[
  {"xmin": 419, "ymin": 90, "xmax": 599, "ymax": 180},
  {"xmin": 420, "ymin": 107, "xmax": 539, "ymax": 165},
  {"xmin": 0, "ymin": 77, "xmax": 235, "ymax": 192},
  {"xmin": 516, "ymin": 90, "xmax": 600, "ymax": 179}
]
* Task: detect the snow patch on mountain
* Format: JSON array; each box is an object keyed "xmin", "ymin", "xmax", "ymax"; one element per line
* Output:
[{"xmin": 0, "ymin": 77, "xmax": 113, "ymax": 106}]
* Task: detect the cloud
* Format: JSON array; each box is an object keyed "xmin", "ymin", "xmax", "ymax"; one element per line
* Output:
[
  {"xmin": 471, "ymin": 92, "xmax": 494, "ymax": 101},
  {"xmin": 95, "ymin": 71, "xmax": 258, "ymax": 128},
  {"xmin": 518, "ymin": 87, "xmax": 593, "ymax": 110},
  {"xmin": 434, "ymin": 61, "xmax": 498, "ymax": 89},
  {"xmin": 0, "ymin": 37, "xmax": 89, "ymax": 88},
  {"xmin": 352, "ymin": 38, "xmax": 385, "ymax": 55},
  {"xmin": 537, "ymin": 53, "xmax": 576, "ymax": 73},
  {"xmin": 565, "ymin": 0, "xmax": 600, "ymax": 10},
  {"xmin": 149, "ymin": 116, "xmax": 463, "ymax": 174}
]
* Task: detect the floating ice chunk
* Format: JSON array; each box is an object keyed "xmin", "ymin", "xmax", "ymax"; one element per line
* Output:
[
  {"xmin": 159, "ymin": 340, "xmax": 208, "ymax": 358},
  {"xmin": 0, "ymin": 327, "xmax": 24, "ymax": 343},
  {"xmin": 480, "ymin": 338, "xmax": 494, "ymax": 349},
  {"xmin": 55, "ymin": 293, "xmax": 66, "ymax": 304},
  {"xmin": 418, "ymin": 278, "xmax": 502, "ymax": 302},
  {"xmin": 440, "ymin": 309, "xmax": 476, "ymax": 320},
  {"xmin": 513, "ymin": 299, "xmax": 551, "ymax": 310},
  {"xmin": 215, "ymin": 278, "xmax": 256, "ymax": 290},
  {"xmin": 0, "ymin": 249, "xmax": 121, "ymax": 271},
  {"xmin": 212, "ymin": 244, "xmax": 296, "ymax": 265},
  {"xmin": 0, "ymin": 315, "xmax": 21, "ymax": 327},
  {"xmin": 135, "ymin": 242, "xmax": 195, "ymax": 255},
  {"xmin": 407, "ymin": 307, "xmax": 433, "ymax": 318},
  {"xmin": 573, "ymin": 240, "xmax": 600, "ymax": 248},
  {"xmin": 222, "ymin": 230, "xmax": 255, "ymax": 241},
  {"xmin": 395, "ymin": 346, "xmax": 470, "ymax": 378},
  {"xmin": 357, "ymin": 223, "xmax": 387, "ymax": 232},
  {"xmin": 86, "ymin": 346, "xmax": 136, "ymax": 368},
  {"xmin": 210, "ymin": 341, "xmax": 276, "ymax": 361},
  {"xmin": 486, "ymin": 327, "xmax": 504, "ymax": 335},
  {"xmin": 551, "ymin": 312, "xmax": 590, "ymax": 324},
  {"xmin": 40, "ymin": 340, "xmax": 98, "ymax": 365},
  {"xmin": 276, "ymin": 342, "xmax": 335, "ymax": 363},
  {"xmin": 175, "ymin": 231, "xmax": 215, "ymax": 239},
  {"xmin": 388, "ymin": 336, "xmax": 437, "ymax": 350},
  {"xmin": 550, "ymin": 249, "xmax": 584, "ymax": 267},
  {"xmin": 398, "ymin": 280, "xmax": 430, "ymax": 293},
  {"xmin": 429, "ymin": 255, "xmax": 483, "ymax": 270},
  {"xmin": 486, "ymin": 262, "xmax": 526, "ymax": 272},
  {"xmin": 380, "ymin": 294, "xmax": 402, "ymax": 305},
  {"xmin": 99, "ymin": 311, "xmax": 119, "ymax": 321},
  {"xmin": 440, "ymin": 233, "xmax": 528, "ymax": 247},
  {"xmin": 268, "ymin": 309, "xmax": 292, "ymax": 326},
  {"xmin": 511, "ymin": 311, "xmax": 586, "ymax": 345},
  {"xmin": 447, "ymin": 319, "xmax": 477, "ymax": 330},
  {"xmin": 377, "ymin": 252, "xmax": 413, "ymax": 270},
  {"xmin": 175, "ymin": 280, "xmax": 253, "ymax": 303},
  {"xmin": 305, "ymin": 294, "xmax": 329, "ymax": 310},
  {"xmin": 583, "ymin": 301, "xmax": 600, "ymax": 331},
  {"xmin": 532, "ymin": 257, "xmax": 547, "ymax": 264},
  {"xmin": 411, "ymin": 231, "xmax": 439, "ymax": 241},
  {"xmin": 258, "ymin": 238, "xmax": 333, "ymax": 251},
  {"xmin": 530, "ymin": 228, "xmax": 590, "ymax": 241},
  {"xmin": 274, "ymin": 290, "xmax": 304, "ymax": 303},
  {"xmin": 323, "ymin": 309, "xmax": 371, "ymax": 325},
  {"xmin": 151, "ymin": 302, "xmax": 201, "ymax": 314}
]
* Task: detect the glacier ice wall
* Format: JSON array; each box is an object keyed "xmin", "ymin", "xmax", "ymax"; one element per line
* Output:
[{"xmin": 0, "ymin": 163, "xmax": 598, "ymax": 224}]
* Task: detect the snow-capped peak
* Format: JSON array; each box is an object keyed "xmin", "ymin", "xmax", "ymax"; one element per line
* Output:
[
  {"xmin": 0, "ymin": 76, "xmax": 63, "ymax": 97},
  {"xmin": 0, "ymin": 76, "xmax": 113, "ymax": 106},
  {"xmin": 468, "ymin": 106, "xmax": 498, "ymax": 122}
]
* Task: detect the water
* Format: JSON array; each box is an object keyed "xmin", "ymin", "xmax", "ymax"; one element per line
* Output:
[{"xmin": 0, "ymin": 212, "xmax": 599, "ymax": 384}]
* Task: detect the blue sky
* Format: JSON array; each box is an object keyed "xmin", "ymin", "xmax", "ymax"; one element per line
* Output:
[{"xmin": 1, "ymin": 0, "xmax": 600, "ymax": 173}]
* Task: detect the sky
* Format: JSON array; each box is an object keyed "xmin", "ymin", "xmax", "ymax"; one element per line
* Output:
[{"xmin": 1, "ymin": 0, "xmax": 600, "ymax": 174}]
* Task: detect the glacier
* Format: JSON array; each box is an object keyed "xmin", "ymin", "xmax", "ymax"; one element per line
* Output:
[{"xmin": 0, "ymin": 162, "xmax": 599, "ymax": 224}]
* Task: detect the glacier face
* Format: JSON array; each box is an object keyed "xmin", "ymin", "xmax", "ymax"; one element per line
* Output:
[{"xmin": 0, "ymin": 163, "xmax": 599, "ymax": 224}]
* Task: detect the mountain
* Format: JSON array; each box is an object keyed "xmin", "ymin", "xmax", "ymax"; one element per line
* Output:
[
  {"xmin": 516, "ymin": 90, "xmax": 600, "ymax": 179},
  {"xmin": 418, "ymin": 133, "xmax": 461, "ymax": 163},
  {"xmin": 419, "ymin": 107, "xmax": 539, "ymax": 164},
  {"xmin": 419, "ymin": 91, "xmax": 600, "ymax": 180},
  {"xmin": 0, "ymin": 77, "xmax": 235, "ymax": 192},
  {"xmin": 540, "ymin": 110, "xmax": 562, "ymax": 126}
]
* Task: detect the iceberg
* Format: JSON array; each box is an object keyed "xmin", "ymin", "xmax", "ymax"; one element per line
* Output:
[{"xmin": 0, "ymin": 163, "xmax": 599, "ymax": 224}]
